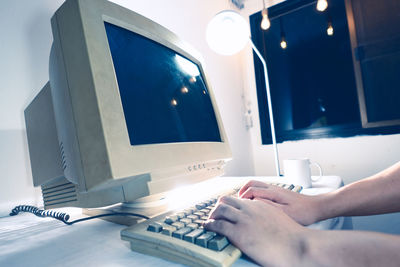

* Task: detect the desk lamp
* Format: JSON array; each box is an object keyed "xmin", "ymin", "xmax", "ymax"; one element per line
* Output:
[{"xmin": 206, "ymin": 10, "xmax": 281, "ymax": 176}]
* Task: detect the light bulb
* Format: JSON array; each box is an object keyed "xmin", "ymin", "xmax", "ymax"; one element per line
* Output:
[
  {"xmin": 280, "ymin": 38, "xmax": 287, "ymax": 49},
  {"xmin": 260, "ymin": 9, "xmax": 270, "ymax": 30},
  {"xmin": 181, "ymin": 87, "xmax": 189, "ymax": 93},
  {"xmin": 316, "ymin": 0, "xmax": 328, "ymax": 12},
  {"xmin": 327, "ymin": 24, "xmax": 334, "ymax": 36},
  {"xmin": 206, "ymin": 10, "xmax": 250, "ymax": 55}
]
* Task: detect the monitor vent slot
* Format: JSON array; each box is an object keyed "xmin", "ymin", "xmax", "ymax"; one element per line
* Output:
[
  {"xmin": 60, "ymin": 142, "xmax": 67, "ymax": 170},
  {"xmin": 42, "ymin": 180, "xmax": 78, "ymax": 208}
]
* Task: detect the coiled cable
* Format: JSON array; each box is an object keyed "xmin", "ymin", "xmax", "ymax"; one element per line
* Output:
[{"xmin": 10, "ymin": 205, "xmax": 149, "ymax": 225}]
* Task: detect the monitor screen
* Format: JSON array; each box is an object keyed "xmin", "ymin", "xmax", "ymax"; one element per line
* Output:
[{"xmin": 104, "ymin": 22, "xmax": 222, "ymax": 146}]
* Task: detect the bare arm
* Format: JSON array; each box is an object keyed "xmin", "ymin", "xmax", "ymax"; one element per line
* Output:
[
  {"xmin": 238, "ymin": 161, "xmax": 400, "ymax": 225},
  {"xmin": 305, "ymin": 229, "xmax": 400, "ymax": 267},
  {"xmin": 205, "ymin": 196, "xmax": 400, "ymax": 267},
  {"xmin": 317, "ymin": 161, "xmax": 400, "ymax": 220}
]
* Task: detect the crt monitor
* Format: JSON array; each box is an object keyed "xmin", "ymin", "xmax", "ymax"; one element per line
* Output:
[{"xmin": 24, "ymin": 0, "xmax": 231, "ymax": 210}]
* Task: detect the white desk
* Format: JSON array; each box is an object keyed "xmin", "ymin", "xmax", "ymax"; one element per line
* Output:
[{"xmin": 0, "ymin": 176, "xmax": 345, "ymax": 267}]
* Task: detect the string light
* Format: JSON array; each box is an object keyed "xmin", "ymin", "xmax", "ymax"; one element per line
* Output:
[
  {"xmin": 181, "ymin": 87, "xmax": 189, "ymax": 93},
  {"xmin": 327, "ymin": 21, "xmax": 334, "ymax": 36},
  {"xmin": 280, "ymin": 37, "xmax": 287, "ymax": 49},
  {"xmin": 260, "ymin": 0, "xmax": 270, "ymax": 30},
  {"xmin": 316, "ymin": 0, "xmax": 328, "ymax": 12},
  {"xmin": 280, "ymin": 18, "xmax": 287, "ymax": 50}
]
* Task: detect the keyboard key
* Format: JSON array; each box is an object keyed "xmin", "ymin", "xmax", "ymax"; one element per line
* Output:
[
  {"xmin": 194, "ymin": 211, "xmax": 205, "ymax": 217},
  {"xmin": 200, "ymin": 209, "xmax": 210, "ymax": 214},
  {"xmin": 195, "ymin": 203, "xmax": 207, "ymax": 210},
  {"xmin": 293, "ymin": 185, "xmax": 302, "ymax": 192},
  {"xmin": 287, "ymin": 184, "xmax": 295, "ymax": 190},
  {"xmin": 164, "ymin": 215, "xmax": 178, "ymax": 224},
  {"xmin": 183, "ymin": 209, "xmax": 194, "ymax": 215},
  {"xmin": 208, "ymin": 235, "xmax": 229, "ymax": 251},
  {"xmin": 205, "ymin": 199, "xmax": 213, "ymax": 205},
  {"xmin": 194, "ymin": 219, "xmax": 205, "ymax": 225},
  {"xmin": 188, "ymin": 207, "xmax": 197, "ymax": 213},
  {"xmin": 176, "ymin": 212, "xmax": 185, "ymax": 219},
  {"xmin": 195, "ymin": 232, "xmax": 217, "ymax": 248},
  {"xmin": 161, "ymin": 224, "xmax": 177, "ymax": 236},
  {"xmin": 186, "ymin": 223, "xmax": 199, "ymax": 229},
  {"xmin": 172, "ymin": 227, "xmax": 192, "ymax": 239},
  {"xmin": 147, "ymin": 222, "xmax": 162, "ymax": 233},
  {"xmin": 171, "ymin": 221, "xmax": 185, "ymax": 229},
  {"xmin": 183, "ymin": 228, "xmax": 204, "ymax": 243},
  {"xmin": 187, "ymin": 214, "xmax": 198, "ymax": 220},
  {"xmin": 179, "ymin": 218, "xmax": 192, "ymax": 225},
  {"xmin": 283, "ymin": 184, "xmax": 291, "ymax": 189}
]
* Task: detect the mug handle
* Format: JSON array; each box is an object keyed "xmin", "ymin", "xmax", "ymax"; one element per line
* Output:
[{"xmin": 310, "ymin": 162, "xmax": 323, "ymax": 182}]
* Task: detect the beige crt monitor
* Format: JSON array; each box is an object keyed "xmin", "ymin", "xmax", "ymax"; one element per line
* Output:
[{"xmin": 24, "ymin": 0, "xmax": 231, "ymax": 210}]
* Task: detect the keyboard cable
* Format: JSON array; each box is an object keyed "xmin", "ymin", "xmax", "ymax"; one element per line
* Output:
[{"xmin": 9, "ymin": 205, "xmax": 149, "ymax": 225}]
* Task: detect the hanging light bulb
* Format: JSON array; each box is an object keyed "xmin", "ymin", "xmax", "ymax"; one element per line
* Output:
[
  {"xmin": 327, "ymin": 21, "xmax": 334, "ymax": 36},
  {"xmin": 316, "ymin": 0, "xmax": 328, "ymax": 12},
  {"xmin": 279, "ymin": 18, "xmax": 286, "ymax": 49},
  {"xmin": 261, "ymin": 8, "xmax": 271, "ymax": 30},
  {"xmin": 260, "ymin": 0, "xmax": 270, "ymax": 30},
  {"xmin": 280, "ymin": 36, "xmax": 287, "ymax": 49}
]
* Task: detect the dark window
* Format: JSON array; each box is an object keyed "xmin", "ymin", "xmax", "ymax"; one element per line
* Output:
[{"xmin": 250, "ymin": 0, "xmax": 400, "ymax": 144}]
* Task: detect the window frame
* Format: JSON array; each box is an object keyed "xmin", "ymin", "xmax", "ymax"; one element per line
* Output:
[{"xmin": 250, "ymin": 0, "xmax": 400, "ymax": 145}]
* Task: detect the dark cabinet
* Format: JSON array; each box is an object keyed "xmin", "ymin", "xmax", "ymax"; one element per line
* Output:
[{"xmin": 346, "ymin": 0, "xmax": 400, "ymax": 127}]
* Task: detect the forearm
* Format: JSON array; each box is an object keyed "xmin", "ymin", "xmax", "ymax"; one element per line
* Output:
[
  {"xmin": 315, "ymin": 161, "xmax": 400, "ymax": 221},
  {"xmin": 302, "ymin": 229, "xmax": 400, "ymax": 267}
]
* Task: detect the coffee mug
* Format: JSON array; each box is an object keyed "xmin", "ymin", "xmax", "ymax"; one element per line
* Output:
[{"xmin": 283, "ymin": 158, "xmax": 323, "ymax": 188}]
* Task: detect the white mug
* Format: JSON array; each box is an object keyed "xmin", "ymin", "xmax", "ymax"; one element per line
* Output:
[{"xmin": 283, "ymin": 158, "xmax": 323, "ymax": 188}]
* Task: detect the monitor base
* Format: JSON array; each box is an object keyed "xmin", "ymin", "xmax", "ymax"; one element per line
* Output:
[{"xmin": 83, "ymin": 199, "xmax": 168, "ymax": 226}]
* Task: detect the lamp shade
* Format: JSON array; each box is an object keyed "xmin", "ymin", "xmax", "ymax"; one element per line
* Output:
[{"xmin": 206, "ymin": 10, "xmax": 250, "ymax": 55}]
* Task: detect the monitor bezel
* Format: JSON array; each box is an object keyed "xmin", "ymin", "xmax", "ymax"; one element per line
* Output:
[{"xmin": 59, "ymin": 0, "xmax": 231, "ymax": 188}]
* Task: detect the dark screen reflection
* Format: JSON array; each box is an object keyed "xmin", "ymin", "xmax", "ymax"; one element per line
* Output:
[{"xmin": 104, "ymin": 22, "xmax": 221, "ymax": 145}]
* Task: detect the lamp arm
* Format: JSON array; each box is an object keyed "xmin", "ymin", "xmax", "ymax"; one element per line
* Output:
[{"xmin": 250, "ymin": 38, "xmax": 281, "ymax": 177}]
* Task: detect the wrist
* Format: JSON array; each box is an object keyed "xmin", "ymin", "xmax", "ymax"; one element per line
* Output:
[
  {"xmin": 313, "ymin": 191, "xmax": 340, "ymax": 222},
  {"xmin": 257, "ymin": 227, "xmax": 312, "ymax": 267}
]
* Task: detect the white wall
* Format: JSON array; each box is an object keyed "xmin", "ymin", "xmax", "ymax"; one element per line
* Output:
[
  {"xmin": 0, "ymin": 0, "xmax": 65, "ymax": 213},
  {"xmin": 240, "ymin": 0, "xmax": 400, "ymax": 234},
  {"xmin": 0, "ymin": 0, "xmax": 255, "ymax": 214}
]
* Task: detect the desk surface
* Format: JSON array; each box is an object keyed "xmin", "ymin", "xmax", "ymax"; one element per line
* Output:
[{"xmin": 0, "ymin": 176, "xmax": 344, "ymax": 267}]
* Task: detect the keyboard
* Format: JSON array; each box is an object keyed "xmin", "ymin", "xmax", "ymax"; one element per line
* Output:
[{"xmin": 121, "ymin": 182, "xmax": 302, "ymax": 267}]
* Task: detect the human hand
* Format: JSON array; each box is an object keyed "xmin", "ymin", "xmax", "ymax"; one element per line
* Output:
[
  {"xmin": 238, "ymin": 180, "xmax": 324, "ymax": 225},
  {"xmin": 204, "ymin": 196, "xmax": 310, "ymax": 267}
]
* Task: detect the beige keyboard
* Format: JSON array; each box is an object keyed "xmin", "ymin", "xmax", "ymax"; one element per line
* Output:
[{"xmin": 121, "ymin": 182, "xmax": 302, "ymax": 267}]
